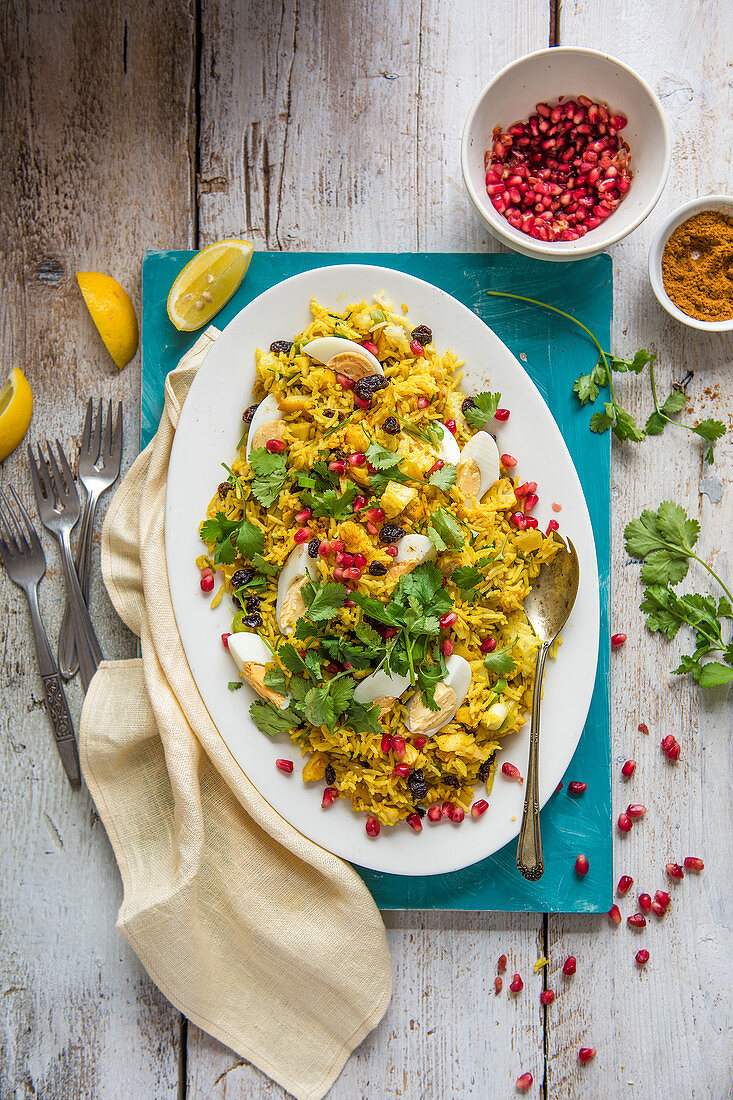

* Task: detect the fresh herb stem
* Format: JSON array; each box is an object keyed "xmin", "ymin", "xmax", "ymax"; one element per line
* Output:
[
  {"xmin": 323, "ymin": 410, "xmax": 357, "ymax": 438},
  {"xmin": 689, "ymin": 554, "xmax": 733, "ymax": 606}
]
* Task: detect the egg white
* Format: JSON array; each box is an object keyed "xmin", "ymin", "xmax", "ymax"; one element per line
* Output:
[
  {"xmin": 276, "ymin": 543, "xmax": 317, "ymax": 634},
  {"xmin": 353, "ymin": 669, "xmax": 412, "ymax": 708},
  {"xmin": 245, "ymin": 393, "xmax": 283, "ymax": 460},
  {"xmin": 405, "ymin": 654, "xmax": 472, "ymax": 735},
  {"xmin": 456, "ymin": 431, "xmax": 500, "ymax": 502},
  {"xmin": 301, "ymin": 336, "xmax": 383, "ymax": 374}
]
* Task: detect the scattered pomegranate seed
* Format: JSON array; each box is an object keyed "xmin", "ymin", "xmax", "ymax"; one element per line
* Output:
[
  {"xmin": 353, "ymin": 553, "xmax": 367, "ymax": 568},
  {"xmin": 480, "ymin": 637, "xmax": 497, "ymax": 653},
  {"xmin": 221, "ymin": 632, "xmax": 231, "ymax": 649},
  {"xmin": 391, "ymin": 764, "xmax": 410, "ymax": 779},
  {"xmin": 568, "ymin": 781, "xmax": 587, "ymax": 795},
  {"xmin": 650, "ymin": 901, "xmax": 666, "ymax": 918},
  {"xmin": 427, "ymin": 805, "xmax": 442, "ymax": 822},
  {"xmin": 428, "ymin": 459, "xmax": 445, "ymax": 475},
  {"xmin": 563, "ymin": 956, "xmax": 577, "ymax": 976},
  {"xmin": 660, "ymin": 734, "xmax": 675, "ymax": 752},
  {"xmin": 348, "ymin": 451, "xmax": 366, "ymax": 467},
  {"xmin": 502, "ymin": 762, "xmax": 524, "ymax": 783},
  {"xmin": 635, "ymin": 948, "xmax": 650, "ymax": 966},
  {"xmin": 524, "ymin": 492, "xmax": 539, "ymax": 512},
  {"xmin": 200, "ymin": 574, "xmax": 215, "ymax": 592},
  {"xmin": 201, "ymin": 566, "xmax": 213, "ymax": 578},
  {"xmin": 445, "ymin": 418, "xmax": 457, "ymax": 435},
  {"xmin": 578, "ymin": 1048, "xmax": 596, "ymax": 1064},
  {"xmin": 451, "ymin": 806, "xmax": 465, "ymax": 823},
  {"xmin": 266, "ymin": 437, "xmax": 286, "ymax": 453},
  {"xmin": 392, "ymin": 736, "xmax": 406, "ymax": 757},
  {"xmin": 471, "ymin": 799, "xmax": 489, "ymax": 818},
  {"xmin": 406, "ymin": 812, "xmax": 423, "ymax": 833},
  {"xmin": 295, "ymin": 508, "xmax": 313, "ymax": 524},
  {"xmin": 667, "ymin": 740, "xmax": 681, "ymax": 761},
  {"xmin": 494, "ymin": 407, "xmax": 511, "ymax": 421},
  {"xmin": 294, "ymin": 527, "xmax": 311, "ymax": 544},
  {"xmin": 498, "ymin": 954, "xmax": 507, "ymax": 972},
  {"xmin": 608, "ymin": 904, "xmax": 622, "ymax": 925},
  {"xmin": 331, "ymin": 540, "xmax": 344, "ymax": 554},
  {"xmin": 321, "ymin": 787, "xmax": 338, "ymax": 808},
  {"xmin": 626, "ymin": 803, "xmax": 646, "ymax": 820},
  {"xmin": 618, "ymin": 813, "xmax": 633, "ymax": 833},
  {"xmin": 383, "ymin": 626, "xmax": 399, "ymax": 639},
  {"xmin": 410, "ymin": 340, "xmax": 425, "ymax": 357},
  {"xmin": 555, "ymin": 782, "xmax": 563, "ymax": 793},
  {"xmin": 618, "ymin": 876, "xmax": 634, "ymax": 896},
  {"xmin": 385, "ymin": 545, "xmax": 399, "ymax": 558},
  {"xmin": 611, "ymin": 632, "xmax": 626, "ymax": 648},
  {"xmin": 575, "ymin": 854, "xmax": 589, "ymax": 877},
  {"xmin": 654, "ymin": 889, "xmax": 671, "ymax": 910},
  {"xmin": 441, "ymin": 638, "xmax": 454, "ymax": 657},
  {"xmin": 546, "ymin": 519, "xmax": 560, "ymax": 535},
  {"xmin": 352, "ymin": 495, "xmax": 367, "ymax": 514},
  {"xmin": 638, "ymin": 893, "xmax": 651, "ymax": 912},
  {"xmin": 354, "ymin": 394, "xmax": 371, "ymax": 409},
  {"xmin": 540, "ymin": 989, "xmax": 555, "ymax": 1005},
  {"xmin": 416, "ymin": 396, "xmax": 430, "ymax": 410},
  {"xmin": 500, "ymin": 453, "xmax": 518, "ymax": 468},
  {"xmin": 275, "ymin": 759, "xmax": 294, "ymax": 774},
  {"xmin": 552, "ymin": 501, "xmax": 562, "ymax": 512},
  {"xmin": 514, "ymin": 482, "xmax": 532, "ymax": 499},
  {"xmin": 328, "ymin": 459, "xmax": 346, "ymax": 474},
  {"xmin": 345, "ymin": 566, "xmax": 362, "ymax": 581},
  {"xmin": 510, "ymin": 511, "xmax": 527, "ymax": 530},
  {"xmin": 494, "ymin": 975, "xmax": 503, "ymax": 993},
  {"xmin": 333, "ymin": 566, "xmax": 345, "ymax": 582},
  {"xmin": 516, "ymin": 1072, "xmax": 533, "ymax": 1091},
  {"xmin": 684, "ymin": 857, "xmax": 705, "ymax": 871},
  {"xmin": 524, "ymin": 516, "xmax": 539, "ymax": 529},
  {"xmin": 365, "ymin": 506, "xmax": 385, "ymax": 522},
  {"xmin": 380, "ymin": 734, "xmax": 392, "ymax": 754},
  {"xmin": 413, "ymin": 737, "xmax": 427, "ymax": 750},
  {"xmin": 666, "ymin": 862, "xmax": 685, "ymax": 880},
  {"xmin": 627, "ymin": 913, "xmax": 646, "ymax": 929},
  {"xmin": 360, "ymin": 339, "xmax": 379, "ymax": 356},
  {"xmin": 621, "ymin": 759, "xmax": 636, "ymax": 779},
  {"xmin": 509, "ymin": 973, "xmax": 523, "ymax": 993},
  {"xmin": 638, "ymin": 721, "xmax": 649, "ymax": 734},
  {"xmin": 337, "ymin": 373, "xmax": 355, "ymax": 389},
  {"xmin": 365, "ymin": 816, "xmax": 380, "ymax": 837},
  {"xmin": 439, "ymin": 611, "xmax": 458, "ymax": 628}
]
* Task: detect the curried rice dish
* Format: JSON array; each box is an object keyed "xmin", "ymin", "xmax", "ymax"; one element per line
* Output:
[{"xmin": 197, "ymin": 294, "xmax": 561, "ymax": 837}]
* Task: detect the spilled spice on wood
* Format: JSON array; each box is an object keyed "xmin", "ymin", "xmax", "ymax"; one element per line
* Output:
[{"xmin": 661, "ymin": 210, "xmax": 733, "ymax": 322}]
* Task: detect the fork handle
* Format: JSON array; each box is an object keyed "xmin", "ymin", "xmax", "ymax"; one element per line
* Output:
[
  {"xmin": 516, "ymin": 642, "xmax": 550, "ymax": 881},
  {"xmin": 27, "ymin": 586, "xmax": 81, "ymax": 788},
  {"xmin": 57, "ymin": 530, "xmax": 103, "ymax": 693},
  {"xmin": 58, "ymin": 488, "xmax": 99, "ymax": 678}
]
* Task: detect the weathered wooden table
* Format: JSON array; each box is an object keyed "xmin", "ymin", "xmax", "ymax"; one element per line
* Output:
[{"xmin": 2, "ymin": 3, "xmax": 732, "ymax": 1097}]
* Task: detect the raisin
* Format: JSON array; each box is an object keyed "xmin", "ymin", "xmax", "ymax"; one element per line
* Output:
[
  {"xmin": 270, "ymin": 340, "xmax": 293, "ymax": 355},
  {"xmin": 245, "ymin": 596, "xmax": 261, "ymax": 613},
  {"xmin": 382, "ymin": 416, "xmax": 400, "ymax": 435},
  {"xmin": 217, "ymin": 481, "xmax": 231, "ymax": 498},
  {"xmin": 461, "ymin": 396, "xmax": 477, "ymax": 415},
  {"xmin": 308, "ymin": 538, "xmax": 320, "ymax": 558},
  {"xmin": 379, "ymin": 524, "xmax": 405, "ymax": 544},
  {"xmin": 242, "ymin": 612, "xmax": 263, "ymax": 629},
  {"xmin": 242, "ymin": 404, "xmax": 258, "ymax": 424},
  {"xmin": 477, "ymin": 756, "xmax": 495, "ymax": 782},
  {"xmin": 411, "ymin": 325, "xmax": 432, "ymax": 346},
  {"xmin": 354, "ymin": 374, "xmax": 389, "ymax": 401},
  {"xmin": 407, "ymin": 769, "xmax": 428, "ymax": 800},
  {"xmin": 324, "ymin": 409, "xmax": 335, "ymax": 418},
  {"xmin": 333, "ymin": 448, "xmax": 346, "ymax": 460},
  {"xmin": 442, "ymin": 774, "xmax": 460, "ymax": 789},
  {"xmin": 368, "ymin": 560, "xmax": 388, "ymax": 576},
  {"xmin": 325, "ymin": 763, "xmax": 336, "ymax": 785},
  {"xmin": 231, "ymin": 568, "xmax": 256, "ymax": 589}
]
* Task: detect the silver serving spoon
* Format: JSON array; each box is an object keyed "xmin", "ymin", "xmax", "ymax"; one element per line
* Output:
[{"xmin": 516, "ymin": 534, "xmax": 580, "ymax": 881}]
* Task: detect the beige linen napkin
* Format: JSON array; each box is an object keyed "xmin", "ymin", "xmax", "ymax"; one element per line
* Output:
[{"xmin": 79, "ymin": 329, "xmax": 392, "ymax": 1100}]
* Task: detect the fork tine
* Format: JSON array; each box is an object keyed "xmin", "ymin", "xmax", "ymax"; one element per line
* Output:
[
  {"xmin": 8, "ymin": 484, "xmax": 42, "ymax": 554},
  {"xmin": 102, "ymin": 398, "xmax": 114, "ymax": 459},
  {"xmin": 29, "ymin": 442, "xmax": 51, "ymax": 502},
  {"xmin": 81, "ymin": 397, "xmax": 94, "ymax": 456},
  {"xmin": 54, "ymin": 438, "xmax": 77, "ymax": 499},
  {"xmin": 112, "ymin": 400, "xmax": 123, "ymax": 462},
  {"xmin": 0, "ymin": 488, "xmax": 29, "ymax": 552},
  {"xmin": 92, "ymin": 398, "xmax": 103, "ymax": 464},
  {"xmin": 0, "ymin": 492, "xmax": 19, "ymax": 554},
  {"xmin": 45, "ymin": 440, "xmax": 67, "ymax": 500}
]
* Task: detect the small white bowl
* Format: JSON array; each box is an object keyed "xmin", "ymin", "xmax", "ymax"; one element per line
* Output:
[
  {"xmin": 461, "ymin": 46, "xmax": 671, "ymax": 261},
  {"xmin": 648, "ymin": 194, "xmax": 733, "ymax": 331}
]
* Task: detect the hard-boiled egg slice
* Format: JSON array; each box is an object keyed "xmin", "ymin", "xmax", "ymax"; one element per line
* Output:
[
  {"xmin": 405, "ymin": 654, "xmax": 472, "ymax": 736},
  {"xmin": 432, "ymin": 422, "xmax": 461, "ymax": 465},
  {"xmin": 228, "ymin": 632, "xmax": 288, "ymax": 709},
  {"xmin": 485, "ymin": 701, "xmax": 509, "ymax": 731},
  {"xmin": 388, "ymin": 533, "xmax": 437, "ymax": 583},
  {"xmin": 455, "ymin": 431, "xmax": 500, "ymax": 503},
  {"xmin": 276, "ymin": 543, "xmax": 317, "ymax": 635},
  {"xmin": 301, "ymin": 336, "xmax": 383, "ymax": 380},
  {"xmin": 353, "ymin": 669, "xmax": 412, "ymax": 716},
  {"xmin": 246, "ymin": 393, "xmax": 284, "ymax": 459}
]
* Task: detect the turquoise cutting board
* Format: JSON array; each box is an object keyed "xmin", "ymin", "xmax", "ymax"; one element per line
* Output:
[{"xmin": 142, "ymin": 251, "xmax": 611, "ymax": 913}]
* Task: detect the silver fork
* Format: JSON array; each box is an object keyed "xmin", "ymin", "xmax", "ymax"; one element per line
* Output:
[
  {"xmin": 0, "ymin": 485, "xmax": 81, "ymax": 788},
  {"xmin": 28, "ymin": 439, "xmax": 103, "ymax": 692},
  {"xmin": 57, "ymin": 399, "xmax": 122, "ymax": 678}
]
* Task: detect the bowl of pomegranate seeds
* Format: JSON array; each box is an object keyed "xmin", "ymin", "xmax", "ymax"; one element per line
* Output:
[{"xmin": 461, "ymin": 47, "xmax": 671, "ymax": 259}]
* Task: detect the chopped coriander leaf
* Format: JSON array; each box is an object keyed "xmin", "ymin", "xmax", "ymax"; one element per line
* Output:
[
  {"xmin": 483, "ymin": 639, "xmax": 517, "ymax": 676},
  {"xmin": 365, "ymin": 439, "xmax": 403, "ymax": 471},
  {"xmin": 573, "ymin": 363, "xmax": 608, "ymax": 405},
  {"xmin": 451, "ymin": 564, "xmax": 483, "ymax": 592},
  {"xmin": 428, "ymin": 464, "xmax": 457, "ymax": 491},
  {"xmin": 345, "ymin": 700, "xmax": 383, "ymax": 736},
  {"xmin": 249, "ymin": 447, "xmax": 289, "ymax": 507},
  {"xmin": 427, "ymin": 526, "xmax": 447, "ymax": 552},
  {"xmin": 354, "ymin": 620, "xmax": 383, "ymax": 649},
  {"xmin": 464, "ymin": 391, "xmax": 501, "ymax": 429},
  {"xmin": 303, "ymin": 579, "xmax": 348, "ymax": 622},
  {"xmin": 249, "ymin": 701, "xmax": 300, "ymax": 737},
  {"xmin": 235, "ymin": 517, "xmax": 266, "ymax": 559},
  {"xmin": 431, "ymin": 507, "xmax": 465, "ymax": 549},
  {"xmin": 227, "ymin": 681, "xmax": 242, "ymax": 691},
  {"xmin": 251, "ymin": 553, "xmax": 279, "ymax": 577},
  {"xmin": 301, "ymin": 481, "xmax": 359, "ymax": 519},
  {"xmin": 303, "ymin": 675, "xmax": 356, "ymax": 732},
  {"xmin": 264, "ymin": 667, "xmax": 288, "ymax": 695}
]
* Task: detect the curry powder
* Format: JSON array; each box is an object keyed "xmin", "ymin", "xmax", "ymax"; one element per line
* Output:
[{"xmin": 661, "ymin": 210, "xmax": 733, "ymax": 322}]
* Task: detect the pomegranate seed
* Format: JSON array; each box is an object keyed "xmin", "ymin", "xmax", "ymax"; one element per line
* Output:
[
  {"xmin": 524, "ymin": 492, "xmax": 539, "ymax": 512},
  {"xmin": 345, "ymin": 566, "xmax": 362, "ymax": 581},
  {"xmin": 684, "ymin": 857, "xmax": 705, "ymax": 871},
  {"xmin": 428, "ymin": 459, "xmax": 445, "ymax": 476},
  {"xmin": 667, "ymin": 862, "xmax": 685, "ymax": 880},
  {"xmin": 360, "ymin": 339, "xmax": 378, "ymax": 355},
  {"xmin": 608, "ymin": 904, "xmax": 622, "ymax": 925},
  {"xmin": 578, "ymin": 1048, "xmax": 596, "ymax": 1064},
  {"xmin": 494, "ymin": 975, "xmax": 503, "ymax": 993},
  {"xmin": 383, "ymin": 626, "xmax": 398, "ymax": 639},
  {"xmin": 638, "ymin": 893, "xmax": 652, "ymax": 912},
  {"xmin": 354, "ymin": 394, "xmax": 371, "ymax": 409},
  {"xmin": 635, "ymin": 948, "xmax": 650, "ymax": 966},
  {"xmin": 441, "ymin": 638, "xmax": 454, "ymax": 657},
  {"xmin": 481, "ymin": 638, "xmax": 497, "ymax": 653},
  {"xmin": 502, "ymin": 762, "xmax": 524, "ymax": 782},
  {"xmin": 540, "ymin": 989, "xmax": 555, "ymax": 1005},
  {"xmin": 450, "ymin": 806, "xmax": 465, "ymax": 823},
  {"xmin": 617, "ymin": 875, "xmax": 634, "ymax": 896},
  {"xmin": 329, "ymin": 459, "xmax": 346, "ymax": 474},
  {"xmin": 385, "ymin": 545, "xmax": 399, "ymax": 558},
  {"xmin": 337, "ymin": 373, "xmax": 355, "ymax": 389},
  {"xmin": 295, "ymin": 508, "xmax": 313, "ymax": 524},
  {"xmin": 638, "ymin": 722, "xmax": 649, "ymax": 734},
  {"xmin": 621, "ymin": 759, "xmax": 636, "ymax": 779},
  {"xmin": 348, "ymin": 451, "xmax": 366, "ymax": 467},
  {"xmin": 352, "ymin": 495, "xmax": 367, "ymax": 513},
  {"xmin": 471, "ymin": 799, "xmax": 489, "ymax": 818},
  {"xmin": 555, "ymin": 782, "xmax": 563, "ymax": 793},
  {"xmin": 380, "ymin": 734, "xmax": 392, "ymax": 754},
  {"xmin": 266, "ymin": 437, "xmax": 286, "ymax": 453},
  {"xmin": 427, "ymin": 805, "xmax": 442, "ymax": 822},
  {"xmin": 510, "ymin": 511, "xmax": 528, "ymax": 530},
  {"xmin": 221, "ymin": 632, "xmax": 231, "ymax": 648},
  {"xmin": 627, "ymin": 913, "xmax": 646, "ymax": 928},
  {"xmin": 416, "ymin": 395, "xmax": 430, "ymax": 409},
  {"xmin": 568, "ymin": 781, "xmax": 587, "ymax": 795},
  {"xmin": 333, "ymin": 566, "xmax": 345, "ymax": 582},
  {"xmin": 500, "ymin": 453, "xmax": 517, "ymax": 468},
  {"xmin": 331, "ymin": 540, "xmax": 344, "ymax": 554},
  {"xmin": 509, "ymin": 973, "xmax": 523, "ymax": 993},
  {"xmin": 445, "ymin": 419, "xmax": 457, "ymax": 435},
  {"xmin": 200, "ymin": 574, "xmax": 215, "ymax": 592},
  {"xmin": 546, "ymin": 519, "xmax": 560, "ymax": 535},
  {"xmin": 441, "ymin": 801, "xmax": 454, "ymax": 818},
  {"xmin": 201, "ymin": 566, "xmax": 213, "ymax": 578},
  {"xmin": 392, "ymin": 736, "xmax": 406, "ymax": 757},
  {"xmin": 439, "ymin": 611, "xmax": 458, "ymax": 629},
  {"xmin": 618, "ymin": 813, "xmax": 633, "ymax": 833},
  {"xmin": 562, "ymin": 956, "xmax": 576, "ymax": 976},
  {"xmin": 666, "ymin": 740, "xmax": 681, "ymax": 761},
  {"xmin": 498, "ymin": 954, "xmax": 507, "ymax": 972},
  {"xmin": 413, "ymin": 737, "xmax": 427, "ymax": 750},
  {"xmin": 365, "ymin": 816, "xmax": 380, "ymax": 837},
  {"xmin": 321, "ymin": 786, "xmax": 338, "ymax": 808},
  {"xmin": 276, "ymin": 758, "xmax": 294, "ymax": 773},
  {"xmin": 575, "ymin": 854, "xmax": 589, "ymax": 877},
  {"xmin": 650, "ymin": 901, "xmax": 666, "ymax": 918},
  {"xmin": 365, "ymin": 506, "xmax": 385, "ymax": 522},
  {"xmin": 391, "ymin": 764, "xmax": 410, "ymax": 778},
  {"xmin": 626, "ymin": 803, "xmax": 646, "ymax": 820},
  {"xmin": 610, "ymin": 113, "xmax": 627, "ymax": 130},
  {"xmin": 516, "ymin": 1072, "xmax": 533, "ymax": 1091},
  {"xmin": 410, "ymin": 340, "xmax": 425, "ymax": 357},
  {"xmin": 406, "ymin": 812, "xmax": 423, "ymax": 833},
  {"xmin": 294, "ymin": 527, "xmax": 311, "ymax": 544},
  {"xmin": 494, "ymin": 408, "xmax": 510, "ymax": 421},
  {"xmin": 524, "ymin": 516, "xmax": 539, "ymax": 529},
  {"xmin": 514, "ymin": 481, "xmax": 532, "ymax": 498},
  {"xmin": 611, "ymin": 632, "xmax": 626, "ymax": 648},
  {"xmin": 660, "ymin": 734, "xmax": 675, "ymax": 752}
]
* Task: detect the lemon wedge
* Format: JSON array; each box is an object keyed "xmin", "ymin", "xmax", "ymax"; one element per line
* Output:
[
  {"xmin": 77, "ymin": 272, "xmax": 139, "ymax": 369},
  {"xmin": 0, "ymin": 368, "xmax": 34, "ymax": 462},
  {"xmin": 166, "ymin": 239, "xmax": 254, "ymax": 331}
]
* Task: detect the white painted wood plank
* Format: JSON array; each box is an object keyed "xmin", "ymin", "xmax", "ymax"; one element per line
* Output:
[
  {"xmin": 547, "ymin": 4, "xmax": 733, "ymax": 1097},
  {"xmin": 0, "ymin": 2, "xmax": 195, "ymax": 1094}
]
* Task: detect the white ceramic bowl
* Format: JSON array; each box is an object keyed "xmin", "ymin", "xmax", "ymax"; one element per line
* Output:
[
  {"xmin": 648, "ymin": 194, "xmax": 733, "ymax": 331},
  {"xmin": 461, "ymin": 46, "xmax": 671, "ymax": 261}
]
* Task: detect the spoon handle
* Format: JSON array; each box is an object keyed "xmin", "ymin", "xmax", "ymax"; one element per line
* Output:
[{"xmin": 517, "ymin": 641, "xmax": 550, "ymax": 881}]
